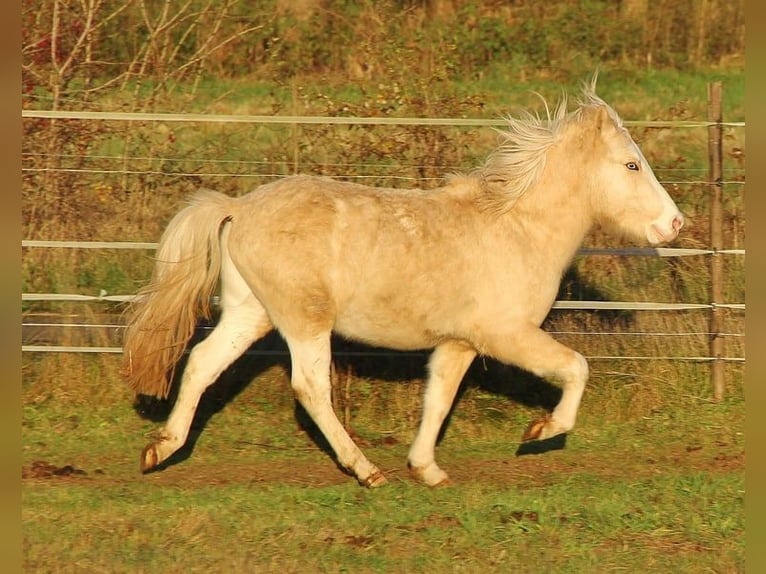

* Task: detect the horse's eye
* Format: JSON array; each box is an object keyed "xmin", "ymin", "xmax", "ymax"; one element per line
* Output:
[{"xmin": 626, "ymin": 161, "xmax": 639, "ymax": 171}]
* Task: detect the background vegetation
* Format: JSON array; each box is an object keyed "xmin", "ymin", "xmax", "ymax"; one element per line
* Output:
[{"xmin": 22, "ymin": 1, "xmax": 745, "ymax": 571}]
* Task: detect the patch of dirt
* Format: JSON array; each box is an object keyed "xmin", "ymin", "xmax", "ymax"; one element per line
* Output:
[
  {"xmin": 21, "ymin": 437, "xmax": 743, "ymax": 489},
  {"xmin": 22, "ymin": 461, "xmax": 93, "ymax": 479},
  {"xmin": 405, "ymin": 513, "xmax": 463, "ymax": 532}
]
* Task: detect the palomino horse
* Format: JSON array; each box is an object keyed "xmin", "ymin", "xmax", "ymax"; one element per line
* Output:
[{"xmin": 123, "ymin": 78, "xmax": 683, "ymax": 487}]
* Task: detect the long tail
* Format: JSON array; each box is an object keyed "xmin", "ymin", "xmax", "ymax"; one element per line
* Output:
[{"xmin": 122, "ymin": 189, "xmax": 234, "ymax": 398}]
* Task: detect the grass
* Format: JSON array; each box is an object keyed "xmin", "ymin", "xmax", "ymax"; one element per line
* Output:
[
  {"xmin": 22, "ymin": 52, "xmax": 745, "ymax": 574},
  {"xmin": 160, "ymin": 64, "xmax": 746, "ymax": 123},
  {"xmin": 22, "ymin": 353, "xmax": 744, "ymax": 572},
  {"xmin": 22, "ymin": 473, "xmax": 744, "ymax": 572}
]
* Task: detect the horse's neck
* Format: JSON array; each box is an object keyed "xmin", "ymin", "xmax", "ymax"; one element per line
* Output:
[{"xmin": 506, "ymin": 180, "xmax": 594, "ymax": 272}]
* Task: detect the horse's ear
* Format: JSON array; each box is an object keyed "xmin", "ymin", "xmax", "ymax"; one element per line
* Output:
[{"xmin": 594, "ymin": 105, "xmax": 614, "ymax": 132}]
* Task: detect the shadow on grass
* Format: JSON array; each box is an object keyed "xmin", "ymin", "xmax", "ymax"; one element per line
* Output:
[
  {"xmin": 515, "ymin": 434, "xmax": 568, "ymax": 456},
  {"xmin": 133, "ymin": 329, "xmax": 290, "ymax": 473},
  {"xmin": 134, "ymin": 266, "xmax": 630, "ymax": 472},
  {"xmin": 134, "ymin": 333, "xmax": 569, "ymax": 473}
]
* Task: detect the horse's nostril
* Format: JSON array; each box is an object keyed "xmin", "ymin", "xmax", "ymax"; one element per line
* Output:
[{"xmin": 672, "ymin": 215, "xmax": 684, "ymax": 232}]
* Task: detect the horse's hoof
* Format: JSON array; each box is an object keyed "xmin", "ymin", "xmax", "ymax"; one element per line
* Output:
[
  {"xmin": 408, "ymin": 463, "xmax": 452, "ymax": 487},
  {"xmin": 360, "ymin": 470, "xmax": 387, "ymax": 488},
  {"xmin": 521, "ymin": 415, "xmax": 552, "ymax": 442},
  {"xmin": 140, "ymin": 444, "xmax": 159, "ymax": 473},
  {"xmin": 427, "ymin": 476, "xmax": 453, "ymax": 488}
]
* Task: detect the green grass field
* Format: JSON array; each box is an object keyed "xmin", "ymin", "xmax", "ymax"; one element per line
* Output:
[
  {"xmin": 22, "ymin": 349, "xmax": 744, "ymax": 572},
  {"xmin": 22, "ymin": 11, "xmax": 745, "ymax": 569}
]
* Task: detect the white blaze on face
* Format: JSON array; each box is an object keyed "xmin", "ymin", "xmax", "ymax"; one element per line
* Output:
[
  {"xmin": 592, "ymin": 114, "xmax": 686, "ymax": 246},
  {"xmin": 634, "ymin": 144, "xmax": 685, "ymax": 244}
]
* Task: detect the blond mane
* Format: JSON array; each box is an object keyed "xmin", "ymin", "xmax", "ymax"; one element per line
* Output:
[{"xmin": 475, "ymin": 74, "xmax": 623, "ymax": 215}]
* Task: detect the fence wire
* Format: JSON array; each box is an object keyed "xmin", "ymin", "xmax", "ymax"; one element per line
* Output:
[{"xmin": 22, "ymin": 111, "xmax": 745, "ymax": 361}]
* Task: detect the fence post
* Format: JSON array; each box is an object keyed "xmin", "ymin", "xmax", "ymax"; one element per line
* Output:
[
  {"xmin": 292, "ymin": 82, "xmax": 299, "ymax": 174},
  {"xmin": 707, "ymin": 81, "xmax": 724, "ymax": 400}
]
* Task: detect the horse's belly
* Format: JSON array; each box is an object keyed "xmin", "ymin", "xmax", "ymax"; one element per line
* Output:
[{"xmin": 333, "ymin": 306, "xmax": 441, "ymax": 351}]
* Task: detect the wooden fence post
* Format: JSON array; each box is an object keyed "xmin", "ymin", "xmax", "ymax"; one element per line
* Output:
[
  {"xmin": 707, "ymin": 81, "xmax": 724, "ymax": 400},
  {"xmin": 292, "ymin": 81, "xmax": 299, "ymax": 174}
]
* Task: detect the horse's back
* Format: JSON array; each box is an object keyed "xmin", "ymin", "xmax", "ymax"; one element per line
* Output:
[{"xmin": 222, "ymin": 175, "xmax": 487, "ymax": 346}]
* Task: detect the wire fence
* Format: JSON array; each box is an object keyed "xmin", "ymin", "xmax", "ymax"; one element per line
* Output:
[{"xmin": 21, "ymin": 108, "xmax": 746, "ymax": 366}]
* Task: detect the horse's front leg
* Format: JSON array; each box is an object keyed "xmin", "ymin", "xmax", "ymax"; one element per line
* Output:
[
  {"xmin": 486, "ymin": 327, "xmax": 589, "ymax": 442},
  {"xmin": 408, "ymin": 340, "xmax": 477, "ymax": 486}
]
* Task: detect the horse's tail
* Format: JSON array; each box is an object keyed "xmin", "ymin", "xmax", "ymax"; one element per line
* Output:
[{"xmin": 122, "ymin": 189, "xmax": 235, "ymax": 399}]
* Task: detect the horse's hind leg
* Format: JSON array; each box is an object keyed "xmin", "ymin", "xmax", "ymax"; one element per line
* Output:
[
  {"xmin": 408, "ymin": 340, "xmax": 476, "ymax": 486},
  {"xmin": 285, "ymin": 334, "xmax": 386, "ymax": 488},
  {"xmin": 140, "ymin": 297, "xmax": 272, "ymax": 472}
]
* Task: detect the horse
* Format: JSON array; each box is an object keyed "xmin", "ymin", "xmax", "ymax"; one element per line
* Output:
[{"xmin": 122, "ymin": 77, "xmax": 683, "ymax": 488}]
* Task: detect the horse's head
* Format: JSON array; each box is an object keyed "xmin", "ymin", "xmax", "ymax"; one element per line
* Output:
[{"xmin": 580, "ymin": 102, "xmax": 684, "ymax": 245}]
